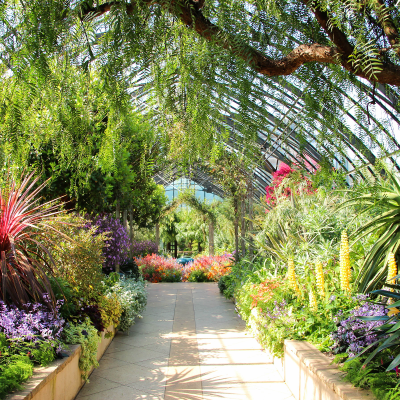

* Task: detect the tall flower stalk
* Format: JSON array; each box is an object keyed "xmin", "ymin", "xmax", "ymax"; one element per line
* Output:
[
  {"xmin": 315, "ymin": 261, "xmax": 325, "ymax": 298},
  {"xmin": 309, "ymin": 289, "xmax": 318, "ymax": 312},
  {"xmin": 387, "ymin": 252, "xmax": 397, "ymax": 303},
  {"xmin": 287, "ymin": 258, "xmax": 301, "ymax": 296},
  {"xmin": 340, "ymin": 230, "xmax": 351, "ymax": 292}
]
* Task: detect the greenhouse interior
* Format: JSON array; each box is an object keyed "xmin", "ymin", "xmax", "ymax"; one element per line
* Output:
[{"xmin": 1, "ymin": 1, "xmax": 400, "ymax": 400}]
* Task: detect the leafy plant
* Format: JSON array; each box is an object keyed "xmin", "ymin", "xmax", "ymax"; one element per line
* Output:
[
  {"xmin": 0, "ymin": 171, "xmax": 65, "ymax": 308},
  {"xmin": 97, "ymin": 294, "xmax": 122, "ymax": 330},
  {"xmin": 340, "ymin": 170, "xmax": 400, "ymax": 292},
  {"xmin": 119, "ymin": 258, "xmax": 140, "ymax": 280},
  {"xmin": 105, "ymin": 276, "xmax": 147, "ymax": 332},
  {"xmin": 49, "ymin": 214, "xmax": 106, "ymax": 297},
  {"xmin": 0, "ymin": 333, "xmax": 33, "ymax": 399},
  {"xmin": 340, "ymin": 356, "xmax": 400, "ymax": 400},
  {"xmin": 63, "ymin": 318, "xmax": 101, "ymax": 380},
  {"xmin": 188, "ymin": 270, "xmax": 209, "ymax": 282}
]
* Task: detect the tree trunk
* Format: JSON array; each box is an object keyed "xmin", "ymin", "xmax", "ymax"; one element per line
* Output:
[
  {"xmin": 233, "ymin": 197, "xmax": 239, "ymax": 261},
  {"xmin": 174, "ymin": 240, "xmax": 178, "ymax": 259},
  {"xmin": 241, "ymin": 198, "xmax": 246, "ymax": 257},
  {"xmin": 115, "ymin": 200, "xmax": 120, "ymax": 221},
  {"xmin": 248, "ymin": 184, "xmax": 254, "ymax": 256},
  {"xmin": 123, "ymin": 209, "xmax": 128, "ymax": 231},
  {"xmin": 115, "ymin": 202, "xmax": 120, "ymax": 272},
  {"xmin": 155, "ymin": 223, "xmax": 160, "ymax": 253},
  {"xmin": 209, "ymin": 222, "xmax": 215, "ymax": 256},
  {"xmin": 129, "ymin": 208, "xmax": 134, "ymax": 258}
]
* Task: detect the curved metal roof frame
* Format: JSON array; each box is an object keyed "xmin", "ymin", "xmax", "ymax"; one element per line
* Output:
[
  {"xmin": 127, "ymin": 58, "xmax": 400, "ymax": 202},
  {"xmin": 153, "ymin": 165, "xmax": 226, "ymax": 199}
]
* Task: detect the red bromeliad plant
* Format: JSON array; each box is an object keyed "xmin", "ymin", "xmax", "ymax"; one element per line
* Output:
[{"xmin": 0, "ymin": 172, "xmax": 64, "ymax": 309}]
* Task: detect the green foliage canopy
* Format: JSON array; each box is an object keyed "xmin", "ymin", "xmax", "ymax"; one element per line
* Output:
[{"xmin": 0, "ymin": 0, "xmax": 399, "ymax": 176}]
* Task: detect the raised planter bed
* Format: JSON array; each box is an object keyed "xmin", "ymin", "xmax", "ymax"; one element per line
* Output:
[
  {"xmin": 5, "ymin": 326, "xmax": 116, "ymax": 400},
  {"xmin": 284, "ymin": 340, "xmax": 376, "ymax": 400}
]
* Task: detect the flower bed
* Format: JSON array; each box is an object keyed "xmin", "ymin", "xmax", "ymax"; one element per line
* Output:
[
  {"xmin": 0, "ymin": 165, "xmax": 149, "ymax": 400},
  {"xmin": 0, "ymin": 271, "xmax": 147, "ymax": 398},
  {"xmin": 181, "ymin": 254, "xmax": 233, "ymax": 282},
  {"xmin": 5, "ymin": 326, "xmax": 116, "ymax": 400},
  {"xmin": 135, "ymin": 253, "xmax": 233, "ymax": 283}
]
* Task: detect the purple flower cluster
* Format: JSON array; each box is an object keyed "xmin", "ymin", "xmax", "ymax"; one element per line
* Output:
[
  {"xmin": 131, "ymin": 240, "xmax": 158, "ymax": 257},
  {"xmin": 264, "ymin": 300, "xmax": 288, "ymax": 321},
  {"xmin": 86, "ymin": 214, "xmax": 131, "ymax": 272},
  {"xmin": 0, "ymin": 301, "xmax": 65, "ymax": 342},
  {"xmin": 331, "ymin": 300, "xmax": 387, "ymax": 357}
]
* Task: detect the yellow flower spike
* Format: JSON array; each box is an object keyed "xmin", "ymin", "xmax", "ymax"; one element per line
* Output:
[
  {"xmin": 315, "ymin": 261, "xmax": 325, "ymax": 298},
  {"xmin": 340, "ymin": 230, "xmax": 351, "ymax": 292},
  {"xmin": 388, "ymin": 307, "xmax": 400, "ymax": 317},
  {"xmin": 288, "ymin": 258, "xmax": 301, "ymax": 297},
  {"xmin": 387, "ymin": 252, "xmax": 397, "ymax": 292},
  {"xmin": 309, "ymin": 289, "xmax": 318, "ymax": 312}
]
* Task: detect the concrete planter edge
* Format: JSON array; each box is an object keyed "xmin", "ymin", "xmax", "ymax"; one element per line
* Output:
[
  {"xmin": 6, "ymin": 326, "xmax": 116, "ymax": 400},
  {"xmin": 283, "ymin": 340, "xmax": 376, "ymax": 400}
]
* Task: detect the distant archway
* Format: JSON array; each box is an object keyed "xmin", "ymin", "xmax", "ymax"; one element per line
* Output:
[{"xmin": 162, "ymin": 191, "xmax": 217, "ymax": 256}]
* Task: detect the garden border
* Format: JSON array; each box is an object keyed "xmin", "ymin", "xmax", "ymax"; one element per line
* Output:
[
  {"xmin": 5, "ymin": 326, "xmax": 116, "ymax": 400},
  {"xmin": 283, "ymin": 340, "xmax": 376, "ymax": 400}
]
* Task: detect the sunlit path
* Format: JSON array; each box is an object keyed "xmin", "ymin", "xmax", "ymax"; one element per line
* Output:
[{"xmin": 76, "ymin": 283, "xmax": 295, "ymax": 400}]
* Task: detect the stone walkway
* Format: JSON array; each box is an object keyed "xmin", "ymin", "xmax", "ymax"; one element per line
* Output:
[{"xmin": 76, "ymin": 283, "xmax": 295, "ymax": 400}]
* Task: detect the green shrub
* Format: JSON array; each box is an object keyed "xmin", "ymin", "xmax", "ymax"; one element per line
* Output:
[
  {"xmin": 49, "ymin": 276, "xmax": 78, "ymax": 319},
  {"xmin": 105, "ymin": 277, "xmax": 147, "ymax": 332},
  {"xmin": 188, "ymin": 269, "xmax": 209, "ymax": 282},
  {"xmin": 218, "ymin": 274, "xmax": 235, "ymax": 298},
  {"xmin": 48, "ymin": 215, "xmax": 107, "ymax": 298},
  {"xmin": 0, "ymin": 334, "xmax": 33, "ymax": 399},
  {"xmin": 162, "ymin": 268, "xmax": 182, "ymax": 282},
  {"xmin": 341, "ymin": 357, "xmax": 400, "ymax": 400},
  {"xmin": 63, "ymin": 318, "xmax": 101, "ymax": 380}
]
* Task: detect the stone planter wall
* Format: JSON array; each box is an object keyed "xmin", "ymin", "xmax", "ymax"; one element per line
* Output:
[
  {"xmin": 6, "ymin": 326, "xmax": 116, "ymax": 400},
  {"xmin": 283, "ymin": 340, "xmax": 376, "ymax": 400}
]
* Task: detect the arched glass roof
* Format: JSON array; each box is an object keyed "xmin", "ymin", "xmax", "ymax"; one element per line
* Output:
[{"xmin": 125, "ymin": 37, "xmax": 400, "ymax": 202}]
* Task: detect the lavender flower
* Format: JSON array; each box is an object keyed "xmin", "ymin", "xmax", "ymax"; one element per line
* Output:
[
  {"xmin": 331, "ymin": 300, "xmax": 387, "ymax": 357},
  {"xmin": 0, "ymin": 301, "xmax": 65, "ymax": 342},
  {"xmin": 131, "ymin": 240, "xmax": 158, "ymax": 257},
  {"xmin": 85, "ymin": 214, "xmax": 131, "ymax": 272}
]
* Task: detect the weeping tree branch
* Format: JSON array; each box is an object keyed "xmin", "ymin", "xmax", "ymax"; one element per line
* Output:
[
  {"xmin": 79, "ymin": 0, "xmax": 400, "ymax": 86},
  {"xmin": 373, "ymin": 0, "xmax": 400, "ymax": 58}
]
